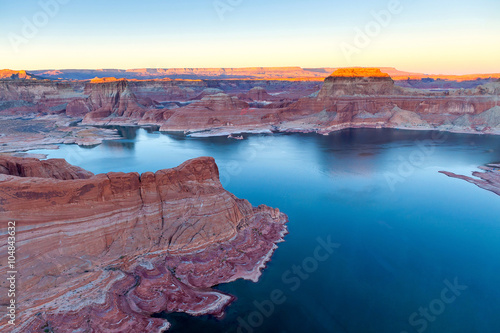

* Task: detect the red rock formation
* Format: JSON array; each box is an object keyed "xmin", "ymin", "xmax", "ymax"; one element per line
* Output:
[
  {"xmin": 1, "ymin": 67, "xmax": 500, "ymax": 141},
  {"xmin": 89, "ymin": 77, "xmax": 122, "ymax": 83},
  {"xmin": 317, "ymin": 68, "xmax": 400, "ymax": 98},
  {"xmin": 155, "ymin": 93, "xmax": 272, "ymax": 134},
  {"xmin": 0, "ymin": 156, "xmax": 288, "ymax": 332},
  {"xmin": 238, "ymin": 87, "xmax": 273, "ymax": 101},
  {"xmin": 132, "ymin": 70, "xmax": 500, "ymax": 136},
  {"xmin": 0, "ymin": 69, "xmax": 40, "ymax": 80},
  {"xmin": 0, "ymin": 155, "xmax": 94, "ymax": 179},
  {"xmin": 0, "ymin": 80, "xmax": 81, "ymax": 114},
  {"xmin": 65, "ymin": 98, "xmax": 90, "ymax": 117},
  {"xmin": 82, "ymin": 79, "xmax": 148, "ymax": 123},
  {"xmin": 277, "ymin": 69, "xmax": 500, "ymax": 134},
  {"xmin": 440, "ymin": 164, "xmax": 500, "ymax": 196},
  {"xmin": 328, "ymin": 68, "xmax": 391, "ymax": 78}
]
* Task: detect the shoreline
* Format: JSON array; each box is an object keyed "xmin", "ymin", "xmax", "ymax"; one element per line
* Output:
[{"xmin": 2, "ymin": 120, "xmax": 498, "ymax": 155}]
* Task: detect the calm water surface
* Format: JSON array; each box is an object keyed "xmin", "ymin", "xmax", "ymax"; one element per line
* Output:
[{"xmin": 29, "ymin": 128, "xmax": 500, "ymax": 333}]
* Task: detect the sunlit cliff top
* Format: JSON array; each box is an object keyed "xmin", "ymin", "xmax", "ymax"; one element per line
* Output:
[{"xmin": 329, "ymin": 68, "xmax": 391, "ymax": 78}]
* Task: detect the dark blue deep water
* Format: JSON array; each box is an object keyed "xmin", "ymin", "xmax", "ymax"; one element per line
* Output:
[{"xmin": 29, "ymin": 128, "xmax": 500, "ymax": 333}]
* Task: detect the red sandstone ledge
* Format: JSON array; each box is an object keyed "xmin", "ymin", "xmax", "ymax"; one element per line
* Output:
[
  {"xmin": 328, "ymin": 68, "xmax": 391, "ymax": 78},
  {"xmin": 0, "ymin": 155, "xmax": 288, "ymax": 332}
]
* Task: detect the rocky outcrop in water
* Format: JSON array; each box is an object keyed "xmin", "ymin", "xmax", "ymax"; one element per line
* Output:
[
  {"xmin": 440, "ymin": 164, "xmax": 500, "ymax": 196},
  {"xmin": 156, "ymin": 93, "xmax": 251, "ymax": 132},
  {"xmin": 0, "ymin": 156, "xmax": 288, "ymax": 332}
]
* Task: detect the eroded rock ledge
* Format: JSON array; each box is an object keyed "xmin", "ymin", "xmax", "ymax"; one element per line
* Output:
[
  {"xmin": 440, "ymin": 164, "xmax": 500, "ymax": 196},
  {"xmin": 0, "ymin": 156, "xmax": 288, "ymax": 332}
]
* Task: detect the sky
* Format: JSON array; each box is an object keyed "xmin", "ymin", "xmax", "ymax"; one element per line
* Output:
[{"xmin": 0, "ymin": 0, "xmax": 499, "ymax": 74}]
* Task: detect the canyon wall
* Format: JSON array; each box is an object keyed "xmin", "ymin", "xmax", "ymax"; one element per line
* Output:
[
  {"xmin": 1, "ymin": 68, "xmax": 500, "ymax": 144},
  {"xmin": 0, "ymin": 156, "xmax": 288, "ymax": 332},
  {"xmin": 277, "ymin": 68, "xmax": 500, "ymax": 135}
]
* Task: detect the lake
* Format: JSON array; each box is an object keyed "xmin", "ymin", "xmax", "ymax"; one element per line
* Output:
[{"xmin": 29, "ymin": 128, "xmax": 500, "ymax": 333}]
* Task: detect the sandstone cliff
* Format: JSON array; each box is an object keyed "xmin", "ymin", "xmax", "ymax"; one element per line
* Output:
[
  {"xmin": 1, "ymin": 68, "xmax": 500, "ymax": 145},
  {"xmin": 81, "ymin": 78, "xmax": 149, "ymax": 124},
  {"xmin": 277, "ymin": 68, "xmax": 500, "ymax": 135},
  {"xmin": 0, "ymin": 70, "xmax": 41, "ymax": 80},
  {"xmin": 317, "ymin": 68, "xmax": 400, "ymax": 98},
  {"xmin": 0, "ymin": 156, "xmax": 288, "ymax": 332},
  {"xmin": 142, "ymin": 93, "xmax": 267, "ymax": 134}
]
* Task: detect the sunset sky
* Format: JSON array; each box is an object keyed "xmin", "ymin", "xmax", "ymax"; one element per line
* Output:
[{"xmin": 0, "ymin": 0, "xmax": 499, "ymax": 74}]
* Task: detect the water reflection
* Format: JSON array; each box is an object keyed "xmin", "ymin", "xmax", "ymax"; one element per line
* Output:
[{"xmin": 105, "ymin": 140, "xmax": 135, "ymax": 151}]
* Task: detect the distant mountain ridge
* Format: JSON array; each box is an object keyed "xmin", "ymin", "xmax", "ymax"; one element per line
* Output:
[
  {"xmin": 3, "ymin": 67, "xmax": 500, "ymax": 83},
  {"xmin": 0, "ymin": 69, "xmax": 45, "ymax": 80},
  {"xmin": 21, "ymin": 67, "xmax": 500, "ymax": 82}
]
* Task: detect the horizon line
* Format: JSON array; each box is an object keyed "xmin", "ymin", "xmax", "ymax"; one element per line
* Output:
[{"xmin": 5, "ymin": 66, "xmax": 500, "ymax": 77}]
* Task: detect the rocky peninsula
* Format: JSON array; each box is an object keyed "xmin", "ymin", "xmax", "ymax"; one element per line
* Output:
[
  {"xmin": 0, "ymin": 156, "xmax": 288, "ymax": 332},
  {"xmin": 440, "ymin": 164, "xmax": 500, "ymax": 196}
]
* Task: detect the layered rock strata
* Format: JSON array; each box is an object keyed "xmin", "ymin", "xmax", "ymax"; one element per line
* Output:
[
  {"xmin": 278, "ymin": 69, "xmax": 500, "ymax": 135},
  {"xmin": 0, "ymin": 156, "xmax": 288, "ymax": 332},
  {"xmin": 1, "ymin": 68, "xmax": 500, "ymax": 147},
  {"xmin": 0, "ymin": 116, "xmax": 121, "ymax": 153}
]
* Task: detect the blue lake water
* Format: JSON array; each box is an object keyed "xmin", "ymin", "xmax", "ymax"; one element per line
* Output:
[{"xmin": 29, "ymin": 128, "xmax": 500, "ymax": 333}]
